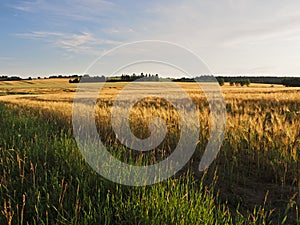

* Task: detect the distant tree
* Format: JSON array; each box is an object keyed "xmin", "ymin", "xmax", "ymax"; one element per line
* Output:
[
  {"xmin": 69, "ymin": 78, "xmax": 80, "ymax": 83},
  {"xmin": 218, "ymin": 78, "xmax": 224, "ymax": 86},
  {"xmin": 236, "ymin": 79, "xmax": 251, "ymax": 87},
  {"xmin": 245, "ymin": 79, "xmax": 250, "ymax": 87},
  {"xmin": 282, "ymin": 78, "xmax": 300, "ymax": 87}
]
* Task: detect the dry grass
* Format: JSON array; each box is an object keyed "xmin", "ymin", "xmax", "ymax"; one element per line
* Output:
[{"xmin": 0, "ymin": 78, "xmax": 299, "ymax": 223}]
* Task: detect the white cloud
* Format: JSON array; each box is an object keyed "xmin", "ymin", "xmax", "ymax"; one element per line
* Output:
[
  {"xmin": 116, "ymin": 0, "xmax": 300, "ymax": 74},
  {"xmin": 16, "ymin": 31, "xmax": 122, "ymax": 55},
  {"xmin": 219, "ymin": 14, "xmax": 300, "ymax": 47},
  {"xmin": 140, "ymin": 1, "xmax": 300, "ymax": 47},
  {"xmin": 0, "ymin": 57, "xmax": 15, "ymax": 61},
  {"xmin": 9, "ymin": 0, "xmax": 115, "ymax": 21}
]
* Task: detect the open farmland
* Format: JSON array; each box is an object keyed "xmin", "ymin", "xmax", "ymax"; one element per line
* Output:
[{"xmin": 0, "ymin": 78, "xmax": 299, "ymax": 224}]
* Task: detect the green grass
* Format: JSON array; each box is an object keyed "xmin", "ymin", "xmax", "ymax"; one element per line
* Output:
[{"xmin": 0, "ymin": 102, "xmax": 298, "ymax": 224}]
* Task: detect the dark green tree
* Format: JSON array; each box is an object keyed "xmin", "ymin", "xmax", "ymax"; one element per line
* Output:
[{"xmin": 218, "ymin": 78, "xmax": 224, "ymax": 86}]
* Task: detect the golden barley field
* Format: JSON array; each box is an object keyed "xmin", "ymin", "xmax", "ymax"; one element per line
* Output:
[{"xmin": 0, "ymin": 78, "xmax": 299, "ymax": 224}]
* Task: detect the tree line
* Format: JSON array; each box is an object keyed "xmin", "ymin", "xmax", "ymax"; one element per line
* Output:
[
  {"xmin": 0, "ymin": 76, "xmax": 22, "ymax": 81},
  {"xmin": 69, "ymin": 73, "xmax": 160, "ymax": 83},
  {"xmin": 1, "ymin": 74, "xmax": 300, "ymax": 87},
  {"xmin": 216, "ymin": 76, "xmax": 300, "ymax": 86}
]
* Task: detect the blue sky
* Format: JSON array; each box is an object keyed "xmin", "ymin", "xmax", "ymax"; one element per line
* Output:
[{"xmin": 1, "ymin": 0, "xmax": 300, "ymax": 77}]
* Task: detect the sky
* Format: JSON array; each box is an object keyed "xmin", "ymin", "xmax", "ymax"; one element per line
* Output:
[{"xmin": 1, "ymin": 0, "xmax": 300, "ymax": 77}]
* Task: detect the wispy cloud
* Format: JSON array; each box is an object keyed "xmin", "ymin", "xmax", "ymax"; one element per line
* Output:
[
  {"xmin": 0, "ymin": 56, "xmax": 15, "ymax": 61},
  {"xmin": 16, "ymin": 31, "xmax": 122, "ymax": 55},
  {"xmin": 128, "ymin": 0, "xmax": 300, "ymax": 49},
  {"xmin": 219, "ymin": 14, "xmax": 300, "ymax": 47},
  {"xmin": 9, "ymin": 0, "xmax": 116, "ymax": 21}
]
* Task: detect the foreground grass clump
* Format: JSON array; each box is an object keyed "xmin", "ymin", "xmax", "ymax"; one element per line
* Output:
[{"xmin": 0, "ymin": 103, "xmax": 277, "ymax": 225}]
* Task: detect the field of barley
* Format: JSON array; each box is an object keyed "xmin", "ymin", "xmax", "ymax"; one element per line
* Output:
[{"xmin": 0, "ymin": 78, "xmax": 299, "ymax": 224}]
